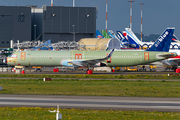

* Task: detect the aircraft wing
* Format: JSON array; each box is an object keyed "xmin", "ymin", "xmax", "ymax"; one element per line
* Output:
[{"xmin": 68, "ymin": 49, "xmax": 114, "ymax": 67}]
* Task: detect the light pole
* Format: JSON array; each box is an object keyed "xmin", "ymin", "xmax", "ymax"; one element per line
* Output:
[
  {"xmin": 73, "ymin": 0, "xmax": 75, "ymax": 7},
  {"xmin": 34, "ymin": 25, "xmax": 37, "ymax": 40},
  {"xmin": 139, "ymin": 3, "xmax": 144, "ymax": 42},
  {"xmin": 128, "ymin": 1, "xmax": 134, "ymax": 30},
  {"xmin": 106, "ymin": 0, "xmax": 108, "ymax": 33},
  {"xmin": 72, "ymin": 25, "xmax": 75, "ymax": 42}
]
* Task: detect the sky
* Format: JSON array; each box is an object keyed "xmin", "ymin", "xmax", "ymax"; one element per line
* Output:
[{"xmin": 1, "ymin": 0, "xmax": 180, "ymax": 39}]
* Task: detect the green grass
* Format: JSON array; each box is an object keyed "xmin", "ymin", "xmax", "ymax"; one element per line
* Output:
[
  {"xmin": 1, "ymin": 79, "xmax": 180, "ymax": 97},
  {"xmin": 0, "ymin": 73, "xmax": 179, "ymax": 79},
  {"xmin": 0, "ymin": 107, "xmax": 180, "ymax": 120}
]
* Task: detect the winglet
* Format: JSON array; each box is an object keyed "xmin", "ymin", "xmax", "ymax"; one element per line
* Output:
[{"xmin": 107, "ymin": 49, "xmax": 114, "ymax": 58}]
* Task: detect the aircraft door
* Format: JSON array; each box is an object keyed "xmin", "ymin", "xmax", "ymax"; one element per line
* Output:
[
  {"xmin": 21, "ymin": 52, "xmax": 26, "ymax": 61},
  {"xmin": 106, "ymin": 53, "xmax": 111, "ymax": 63},
  {"xmin": 144, "ymin": 52, "xmax": 149, "ymax": 61},
  {"xmin": 21, "ymin": 52, "xmax": 31, "ymax": 66}
]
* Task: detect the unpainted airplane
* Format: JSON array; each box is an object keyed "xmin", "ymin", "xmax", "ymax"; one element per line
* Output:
[
  {"xmin": 124, "ymin": 28, "xmax": 180, "ymax": 69},
  {"xmin": 6, "ymin": 28, "xmax": 176, "ymax": 74}
]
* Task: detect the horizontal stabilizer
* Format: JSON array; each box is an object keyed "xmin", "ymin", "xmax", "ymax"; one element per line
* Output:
[{"xmin": 158, "ymin": 53, "xmax": 177, "ymax": 58}]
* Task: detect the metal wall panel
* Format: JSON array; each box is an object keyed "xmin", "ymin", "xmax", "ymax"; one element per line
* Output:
[
  {"xmin": 61, "ymin": 7, "xmax": 70, "ymax": 33},
  {"xmin": 0, "ymin": 6, "xmax": 31, "ymax": 47},
  {"xmin": 79, "ymin": 8, "xmax": 86, "ymax": 33},
  {"xmin": 0, "ymin": 15, "xmax": 13, "ymax": 47},
  {"xmin": 43, "ymin": 6, "xmax": 96, "ymax": 42},
  {"xmin": 69, "ymin": 8, "xmax": 78, "ymax": 33},
  {"xmin": 52, "ymin": 7, "xmax": 61, "ymax": 33},
  {"xmin": 44, "ymin": 34, "xmax": 60, "ymax": 43},
  {"xmin": 86, "ymin": 8, "xmax": 96, "ymax": 33},
  {"xmin": 44, "ymin": 8, "xmax": 53, "ymax": 33}
]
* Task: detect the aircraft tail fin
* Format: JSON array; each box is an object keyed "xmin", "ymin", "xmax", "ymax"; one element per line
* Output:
[
  {"xmin": 108, "ymin": 30, "xmax": 118, "ymax": 39},
  {"xmin": 116, "ymin": 31, "xmax": 128, "ymax": 42},
  {"xmin": 96, "ymin": 30, "xmax": 104, "ymax": 38},
  {"xmin": 125, "ymin": 28, "xmax": 142, "ymax": 48},
  {"xmin": 101, "ymin": 30, "xmax": 111, "ymax": 38},
  {"xmin": 146, "ymin": 27, "xmax": 175, "ymax": 52}
]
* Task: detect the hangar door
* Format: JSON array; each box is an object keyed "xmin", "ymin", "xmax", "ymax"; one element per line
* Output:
[{"xmin": 0, "ymin": 15, "xmax": 13, "ymax": 47}]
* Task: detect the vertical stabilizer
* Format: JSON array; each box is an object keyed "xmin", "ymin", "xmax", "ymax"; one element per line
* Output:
[
  {"xmin": 125, "ymin": 28, "xmax": 142, "ymax": 47},
  {"xmin": 96, "ymin": 30, "xmax": 104, "ymax": 38},
  {"xmin": 116, "ymin": 31, "xmax": 128, "ymax": 43},
  {"xmin": 146, "ymin": 27, "xmax": 175, "ymax": 52},
  {"xmin": 101, "ymin": 30, "xmax": 111, "ymax": 38},
  {"xmin": 108, "ymin": 30, "xmax": 118, "ymax": 39}
]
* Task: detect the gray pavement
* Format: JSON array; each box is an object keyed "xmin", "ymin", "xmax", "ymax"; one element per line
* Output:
[{"xmin": 0, "ymin": 94, "xmax": 180, "ymax": 112}]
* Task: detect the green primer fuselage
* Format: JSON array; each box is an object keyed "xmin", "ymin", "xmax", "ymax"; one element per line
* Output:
[{"xmin": 7, "ymin": 50, "xmax": 175, "ymax": 67}]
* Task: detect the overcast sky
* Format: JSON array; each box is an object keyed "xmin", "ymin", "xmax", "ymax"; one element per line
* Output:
[{"xmin": 1, "ymin": 0, "xmax": 180, "ymax": 39}]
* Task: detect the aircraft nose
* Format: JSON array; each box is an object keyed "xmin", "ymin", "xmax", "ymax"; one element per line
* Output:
[{"xmin": 3, "ymin": 57, "xmax": 7, "ymax": 64}]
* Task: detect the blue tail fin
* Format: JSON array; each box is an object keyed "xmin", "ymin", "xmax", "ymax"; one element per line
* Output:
[
  {"xmin": 146, "ymin": 27, "xmax": 175, "ymax": 52},
  {"xmin": 96, "ymin": 30, "xmax": 104, "ymax": 38},
  {"xmin": 116, "ymin": 31, "xmax": 128, "ymax": 42}
]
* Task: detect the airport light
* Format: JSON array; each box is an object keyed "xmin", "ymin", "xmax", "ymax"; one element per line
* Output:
[
  {"xmin": 139, "ymin": 3, "xmax": 144, "ymax": 42},
  {"xmin": 128, "ymin": 1, "xmax": 134, "ymax": 30}
]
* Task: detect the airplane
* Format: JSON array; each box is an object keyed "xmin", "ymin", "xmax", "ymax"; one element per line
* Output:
[
  {"xmin": 124, "ymin": 27, "xmax": 180, "ymax": 69},
  {"xmin": 5, "ymin": 28, "xmax": 176, "ymax": 74},
  {"xmin": 126, "ymin": 28, "xmax": 180, "ymax": 49},
  {"xmin": 109, "ymin": 28, "xmax": 180, "ymax": 70}
]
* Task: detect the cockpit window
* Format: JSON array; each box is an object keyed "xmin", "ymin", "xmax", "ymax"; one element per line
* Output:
[{"xmin": 8, "ymin": 54, "xmax": 17, "ymax": 58}]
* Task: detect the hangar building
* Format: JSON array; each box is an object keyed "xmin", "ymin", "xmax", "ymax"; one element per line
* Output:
[
  {"xmin": 42, "ymin": 6, "xmax": 96, "ymax": 43},
  {"xmin": 0, "ymin": 6, "xmax": 31, "ymax": 47},
  {"xmin": 0, "ymin": 5, "xmax": 96, "ymax": 47}
]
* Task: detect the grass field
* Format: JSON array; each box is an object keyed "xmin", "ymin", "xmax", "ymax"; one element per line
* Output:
[
  {"xmin": 0, "ymin": 73, "xmax": 180, "ymax": 79},
  {"xmin": 1, "ymin": 74, "xmax": 180, "ymax": 119},
  {"xmin": 0, "ymin": 78, "xmax": 180, "ymax": 97},
  {"xmin": 0, "ymin": 107, "xmax": 180, "ymax": 120}
]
